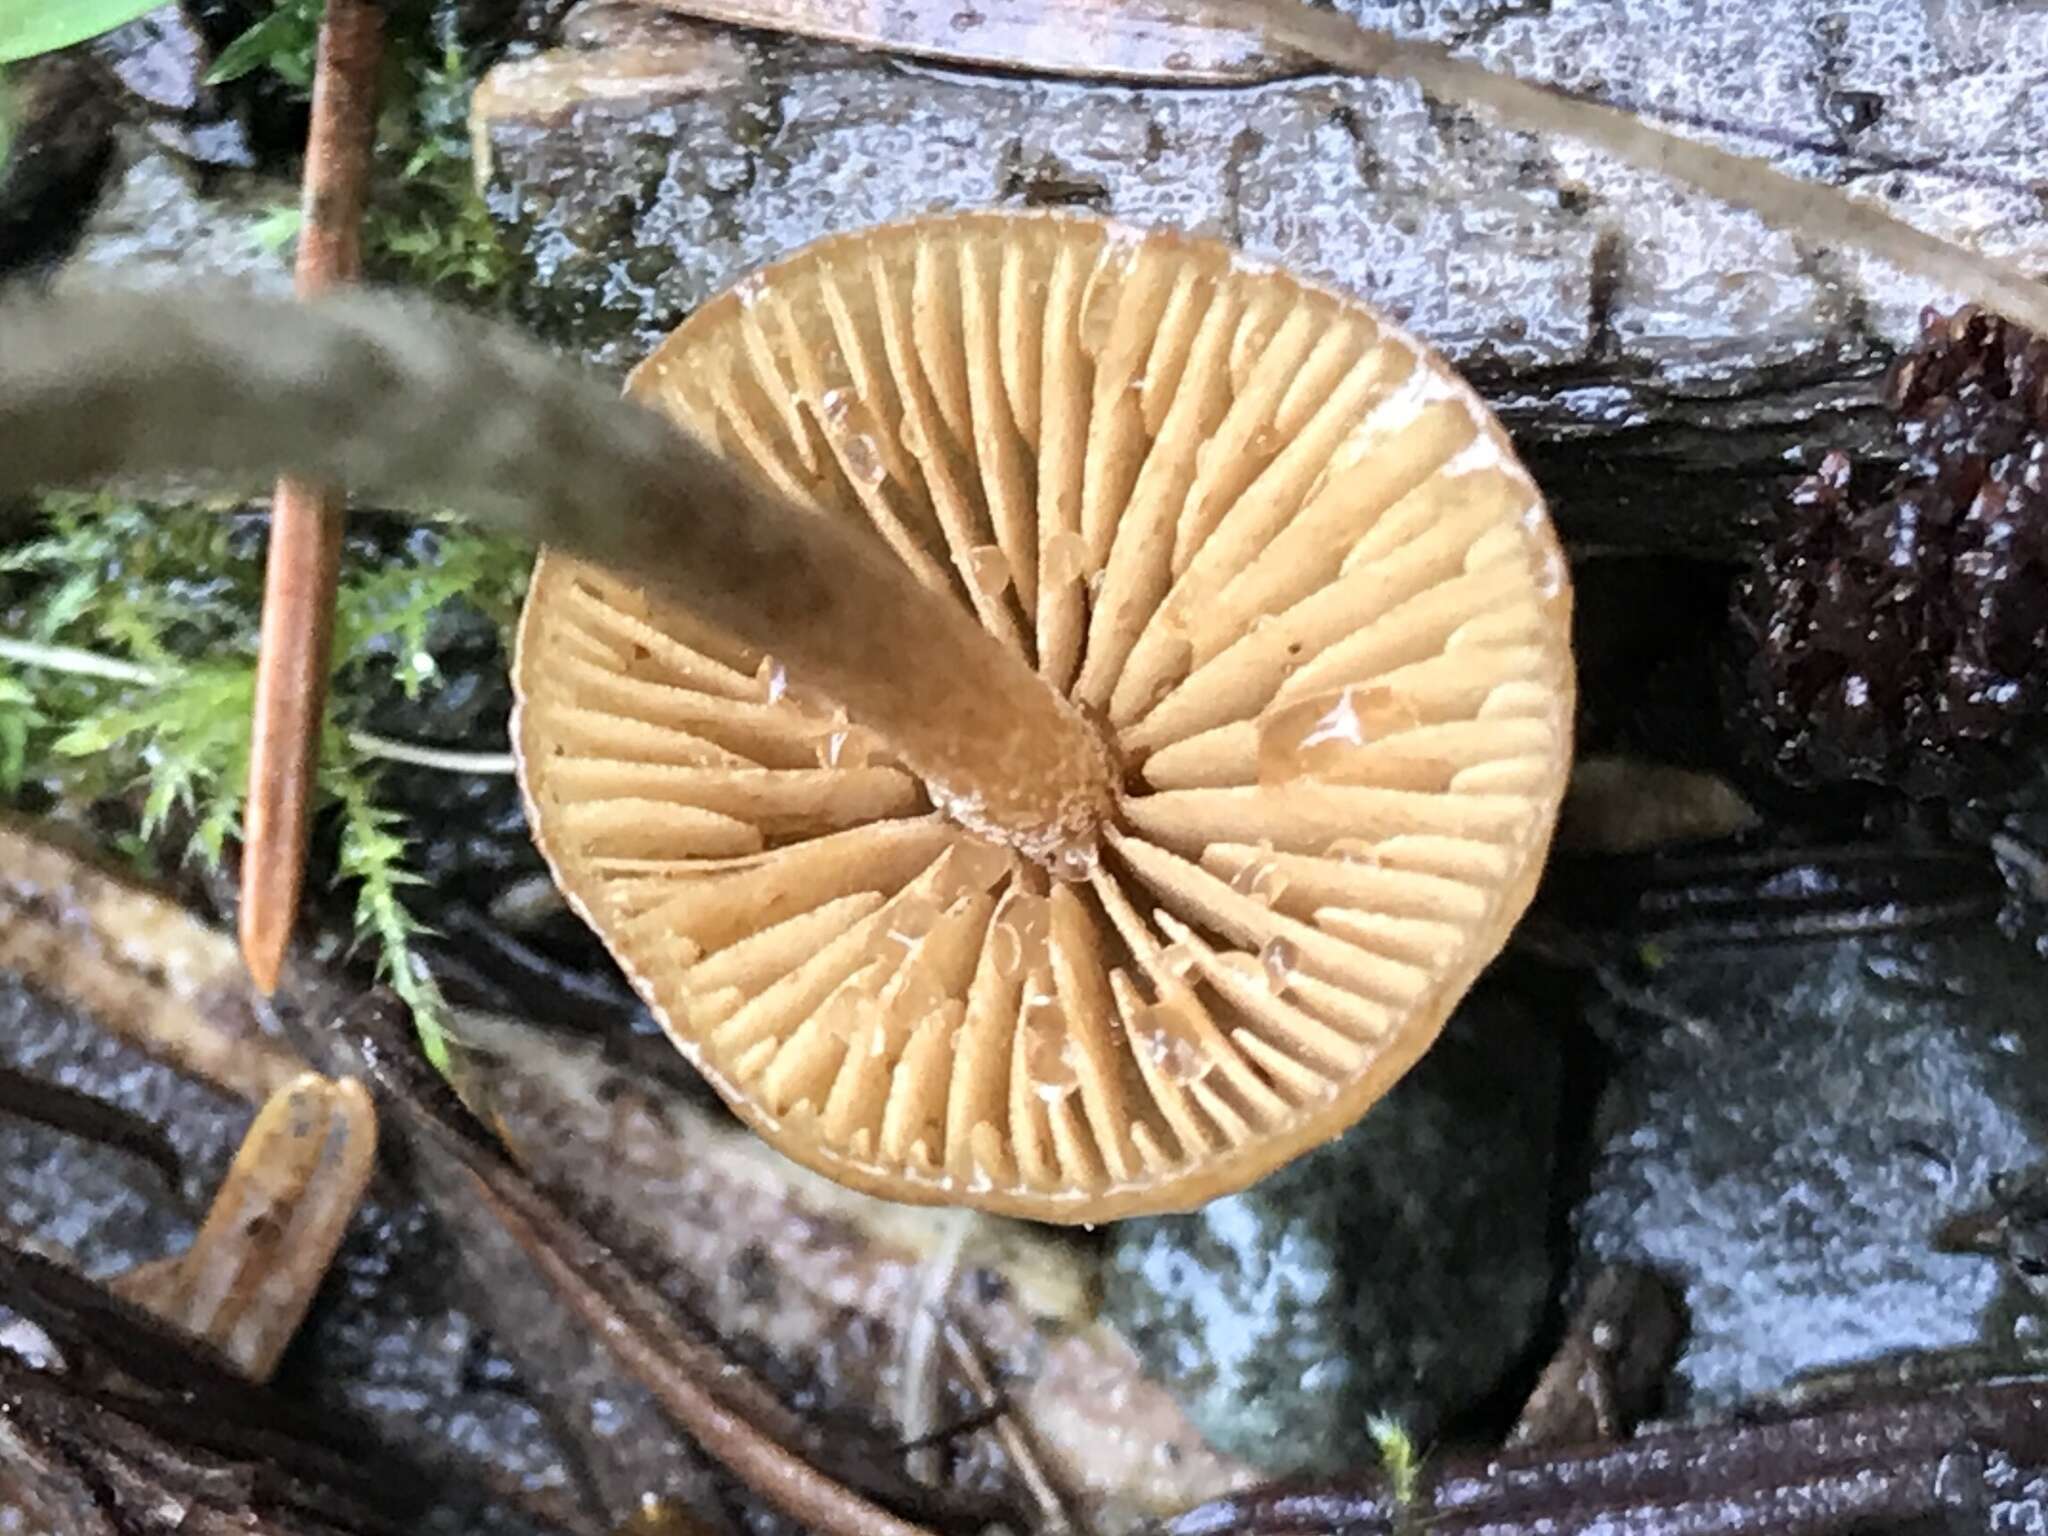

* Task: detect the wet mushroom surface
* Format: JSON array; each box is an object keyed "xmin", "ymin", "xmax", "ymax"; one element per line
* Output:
[{"xmin": 513, "ymin": 211, "xmax": 1575, "ymax": 1222}]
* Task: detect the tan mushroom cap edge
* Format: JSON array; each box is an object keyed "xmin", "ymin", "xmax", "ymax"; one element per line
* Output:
[{"xmin": 512, "ymin": 210, "xmax": 1575, "ymax": 1224}]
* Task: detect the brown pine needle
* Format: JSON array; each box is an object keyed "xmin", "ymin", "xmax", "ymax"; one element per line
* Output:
[{"xmin": 241, "ymin": 0, "xmax": 384, "ymax": 994}]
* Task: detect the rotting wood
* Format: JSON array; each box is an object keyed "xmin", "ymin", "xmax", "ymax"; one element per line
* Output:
[
  {"xmin": 0, "ymin": 815, "xmax": 307, "ymax": 1103},
  {"xmin": 1219, "ymin": 0, "xmax": 2048, "ymax": 336},
  {"xmin": 338, "ymin": 990, "xmax": 958, "ymax": 1536},
  {"xmin": 1163, "ymin": 1375, "xmax": 2048, "ymax": 1534},
  {"xmin": 635, "ymin": 0, "xmax": 1308, "ymax": 84},
  {"xmin": 112, "ymin": 1072, "xmax": 378, "ymax": 1382}
]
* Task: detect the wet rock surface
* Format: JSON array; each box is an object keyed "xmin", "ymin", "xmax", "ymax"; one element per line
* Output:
[
  {"xmin": 471, "ymin": 0, "xmax": 2048, "ymax": 554},
  {"xmin": 0, "ymin": 976, "xmax": 562, "ymax": 1534},
  {"xmin": 51, "ymin": 127, "xmax": 294, "ymax": 292},
  {"xmin": 1100, "ymin": 986, "xmax": 1564, "ymax": 1475},
  {"xmin": 1573, "ymin": 928, "xmax": 2048, "ymax": 1410},
  {"xmin": 0, "ymin": 982, "xmax": 245, "ymax": 1270},
  {"xmin": 89, "ymin": 3, "xmax": 255, "ymax": 167}
]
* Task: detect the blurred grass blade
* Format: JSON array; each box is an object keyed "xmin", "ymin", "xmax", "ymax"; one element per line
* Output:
[{"xmin": 0, "ymin": 0, "xmax": 168, "ymax": 63}]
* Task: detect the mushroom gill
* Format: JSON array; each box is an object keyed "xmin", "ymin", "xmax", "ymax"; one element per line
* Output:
[{"xmin": 512, "ymin": 211, "xmax": 1574, "ymax": 1222}]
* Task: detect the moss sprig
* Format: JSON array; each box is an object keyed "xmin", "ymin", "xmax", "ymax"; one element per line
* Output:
[{"xmin": 0, "ymin": 492, "xmax": 529, "ymax": 1064}]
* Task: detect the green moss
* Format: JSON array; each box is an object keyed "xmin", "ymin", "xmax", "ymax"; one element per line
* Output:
[
  {"xmin": 0, "ymin": 492, "xmax": 532, "ymax": 1064},
  {"xmin": 364, "ymin": 40, "xmax": 514, "ymax": 302},
  {"xmin": 209, "ymin": 3, "xmax": 513, "ymax": 302}
]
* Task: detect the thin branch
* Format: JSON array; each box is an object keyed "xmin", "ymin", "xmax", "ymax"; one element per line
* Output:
[
  {"xmin": 943, "ymin": 1321, "xmax": 1084, "ymax": 1536},
  {"xmin": 338, "ymin": 996, "xmax": 952, "ymax": 1536}
]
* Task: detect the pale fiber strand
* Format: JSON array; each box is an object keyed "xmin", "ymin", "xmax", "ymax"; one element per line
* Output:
[{"xmin": 1, "ymin": 635, "xmax": 515, "ymax": 775}]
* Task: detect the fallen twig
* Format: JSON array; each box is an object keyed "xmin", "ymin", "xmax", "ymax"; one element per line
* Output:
[
  {"xmin": 0, "ymin": 1065, "xmax": 184, "ymax": 1194},
  {"xmin": 1162, "ymin": 1374, "xmax": 2048, "ymax": 1534},
  {"xmin": 333, "ymin": 988, "xmax": 1010, "ymax": 1536},
  {"xmin": 944, "ymin": 1319, "xmax": 1085, "ymax": 1536}
]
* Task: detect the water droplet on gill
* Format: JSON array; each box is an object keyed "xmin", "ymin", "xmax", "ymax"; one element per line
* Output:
[
  {"xmin": 1327, "ymin": 837, "xmax": 1382, "ymax": 866},
  {"xmin": 815, "ymin": 725, "xmax": 875, "ymax": 769},
  {"xmin": 1256, "ymin": 684, "xmax": 1421, "ymax": 784},
  {"xmin": 1249, "ymin": 423, "xmax": 1279, "ymax": 454},
  {"xmin": 816, "ymin": 388, "xmax": 887, "ymax": 487},
  {"xmin": 881, "ymin": 966, "xmax": 947, "ymax": 1046},
  {"xmin": 990, "ymin": 891, "xmax": 1051, "ymax": 980},
  {"xmin": 735, "ymin": 272, "xmax": 768, "ymax": 309},
  {"xmin": 1080, "ymin": 285, "xmax": 1120, "ymax": 356},
  {"xmin": 967, "ymin": 543, "xmax": 1013, "ymax": 598},
  {"xmin": 1052, "ymin": 839, "xmax": 1099, "ymax": 883},
  {"xmin": 817, "ymin": 985, "xmax": 880, "ymax": 1042},
  {"xmin": 1043, "ymin": 530, "xmax": 1091, "ymax": 587},
  {"xmin": 841, "ymin": 433, "xmax": 886, "ymax": 487},
  {"xmin": 884, "ymin": 895, "xmax": 942, "ymax": 952},
  {"xmin": 1022, "ymin": 993, "xmax": 1079, "ymax": 1100},
  {"xmin": 1229, "ymin": 846, "xmax": 1290, "ymax": 907},
  {"xmin": 937, "ymin": 837, "xmax": 1014, "ymax": 900},
  {"xmin": 1259, "ymin": 937, "xmax": 1299, "ymax": 995},
  {"xmin": 756, "ymin": 654, "xmax": 789, "ymax": 705},
  {"xmin": 1134, "ymin": 638, "xmax": 1195, "ymax": 715},
  {"xmin": 1157, "ymin": 941, "xmax": 1199, "ymax": 981},
  {"xmin": 1138, "ymin": 992, "xmax": 1213, "ymax": 1085}
]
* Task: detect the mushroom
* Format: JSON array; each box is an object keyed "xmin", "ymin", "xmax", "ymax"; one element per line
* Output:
[{"xmin": 512, "ymin": 210, "xmax": 1573, "ymax": 1222}]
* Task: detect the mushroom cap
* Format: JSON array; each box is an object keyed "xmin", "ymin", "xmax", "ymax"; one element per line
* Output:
[{"xmin": 512, "ymin": 211, "xmax": 1574, "ymax": 1222}]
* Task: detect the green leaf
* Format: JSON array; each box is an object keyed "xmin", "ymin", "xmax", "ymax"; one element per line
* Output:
[
  {"xmin": 0, "ymin": 674, "xmax": 42, "ymax": 793},
  {"xmin": 204, "ymin": 0, "xmax": 322, "ymax": 87},
  {"xmin": 249, "ymin": 204, "xmax": 304, "ymax": 254},
  {"xmin": 0, "ymin": 0, "xmax": 167, "ymax": 63}
]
